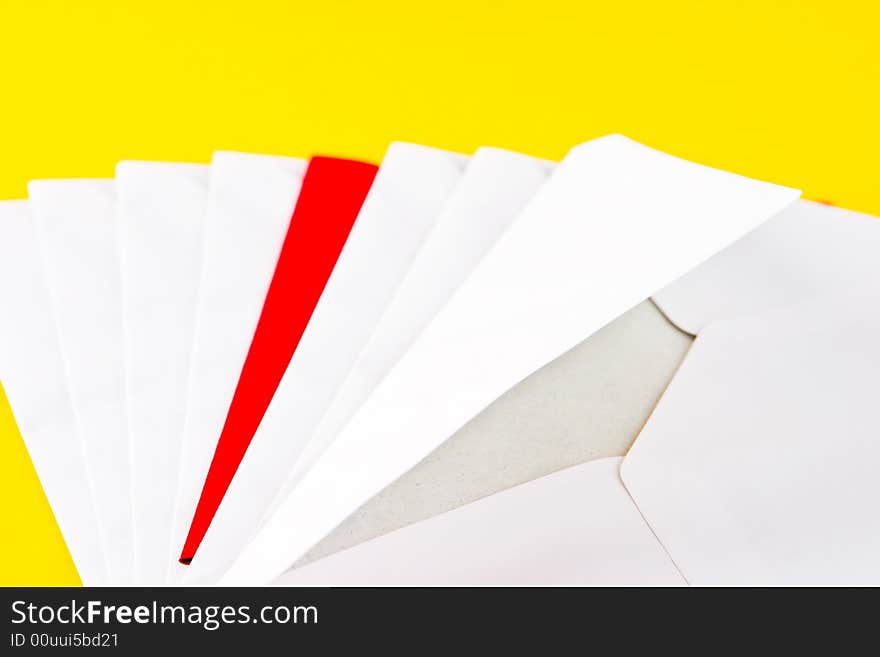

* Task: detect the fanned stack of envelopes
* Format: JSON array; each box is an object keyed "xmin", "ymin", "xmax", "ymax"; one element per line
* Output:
[{"xmin": 2, "ymin": 135, "xmax": 879, "ymax": 587}]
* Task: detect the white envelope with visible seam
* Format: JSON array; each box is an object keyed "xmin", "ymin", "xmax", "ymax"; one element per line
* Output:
[
  {"xmin": 29, "ymin": 180, "xmax": 134, "ymax": 585},
  {"xmin": 185, "ymin": 143, "xmax": 468, "ymax": 583},
  {"xmin": 0, "ymin": 201, "xmax": 108, "ymax": 586},
  {"xmin": 223, "ymin": 134, "xmax": 800, "ymax": 584},
  {"xmin": 652, "ymin": 199, "xmax": 880, "ymax": 334},
  {"xmin": 277, "ymin": 457, "xmax": 685, "ymax": 586},
  {"xmin": 260, "ymin": 147, "xmax": 553, "ymax": 525},
  {"xmin": 117, "ymin": 162, "xmax": 209, "ymax": 585},
  {"xmin": 166, "ymin": 152, "xmax": 306, "ymax": 583},
  {"xmin": 621, "ymin": 290, "xmax": 880, "ymax": 585}
]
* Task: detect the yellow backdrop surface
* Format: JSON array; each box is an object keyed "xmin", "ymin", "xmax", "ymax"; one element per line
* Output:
[{"xmin": 1, "ymin": 1, "xmax": 878, "ymax": 585}]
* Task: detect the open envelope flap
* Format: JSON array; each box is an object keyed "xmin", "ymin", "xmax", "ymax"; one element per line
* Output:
[
  {"xmin": 221, "ymin": 134, "xmax": 799, "ymax": 584},
  {"xmin": 621, "ymin": 289, "xmax": 880, "ymax": 585},
  {"xmin": 276, "ymin": 457, "xmax": 686, "ymax": 586},
  {"xmin": 652, "ymin": 199, "xmax": 880, "ymax": 334}
]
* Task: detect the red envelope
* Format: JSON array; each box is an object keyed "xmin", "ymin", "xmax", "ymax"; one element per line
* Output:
[{"xmin": 181, "ymin": 156, "xmax": 378, "ymax": 562}]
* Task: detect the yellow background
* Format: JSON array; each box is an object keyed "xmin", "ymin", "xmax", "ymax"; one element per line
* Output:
[{"xmin": 1, "ymin": 1, "xmax": 878, "ymax": 586}]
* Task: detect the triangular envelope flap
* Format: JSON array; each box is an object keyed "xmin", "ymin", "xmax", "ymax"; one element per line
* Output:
[
  {"xmin": 29, "ymin": 179, "xmax": 134, "ymax": 584},
  {"xmin": 277, "ymin": 457, "xmax": 685, "ymax": 586},
  {"xmin": 222, "ymin": 134, "xmax": 799, "ymax": 584},
  {"xmin": 652, "ymin": 199, "xmax": 880, "ymax": 333},
  {"xmin": 621, "ymin": 289, "xmax": 880, "ymax": 585},
  {"xmin": 183, "ymin": 144, "xmax": 466, "ymax": 583},
  {"xmin": 0, "ymin": 201, "xmax": 109, "ymax": 586}
]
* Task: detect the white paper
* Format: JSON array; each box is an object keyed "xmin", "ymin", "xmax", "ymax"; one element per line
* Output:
[
  {"xmin": 166, "ymin": 152, "xmax": 306, "ymax": 583},
  {"xmin": 0, "ymin": 201, "xmax": 108, "ymax": 585},
  {"xmin": 261, "ymin": 147, "xmax": 553, "ymax": 524},
  {"xmin": 652, "ymin": 200, "xmax": 880, "ymax": 334},
  {"xmin": 28, "ymin": 180, "xmax": 133, "ymax": 585},
  {"xmin": 223, "ymin": 134, "xmax": 800, "ymax": 584},
  {"xmin": 276, "ymin": 457, "xmax": 685, "ymax": 586},
  {"xmin": 184, "ymin": 143, "xmax": 467, "ymax": 583},
  {"xmin": 621, "ymin": 290, "xmax": 880, "ymax": 585},
  {"xmin": 116, "ymin": 162, "xmax": 209, "ymax": 585}
]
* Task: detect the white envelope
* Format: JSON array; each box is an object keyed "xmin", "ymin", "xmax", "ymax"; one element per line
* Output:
[
  {"xmin": 223, "ymin": 134, "xmax": 800, "ymax": 584},
  {"xmin": 621, "ymin": 290, "xmax": 880, "ymax": 585},
  {"xmin": 116, "ymin": 162, "xmax": 210, "ymax": 585},
  {"xmin": 166, "ymin": 152, "xmax": 306, "ymax": 583},
  {"xmin": 184, "ymin": 143, "xmax": 468, "ymax": 583},
  {"xmin": 260, "ymin": 147, "xmax": 553, "ymax": 524},
  {"xmin": 653, "ymin": 200, "xmax": 880, "ymax": 334},
  {"xmin": 28, "ymin": 180, "xmax": 133, "ymax": 585},
  {"xmin": 0, "ymin": 201, "xmax": 108, "ymax": 586},
  {"xmin": 276, "ymin": 457, "xmax": 685, "ymax": 586}
]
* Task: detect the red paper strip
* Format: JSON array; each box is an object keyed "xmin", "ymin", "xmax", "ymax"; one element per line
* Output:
[{"xmin": 181, "ymin": 156, "xmax": 378, "ymax": 562}]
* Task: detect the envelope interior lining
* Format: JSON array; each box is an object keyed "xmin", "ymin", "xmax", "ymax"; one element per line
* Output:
[{"xmin": 290, "ymin": 298, "xmax": 692, "ymax": 571}]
